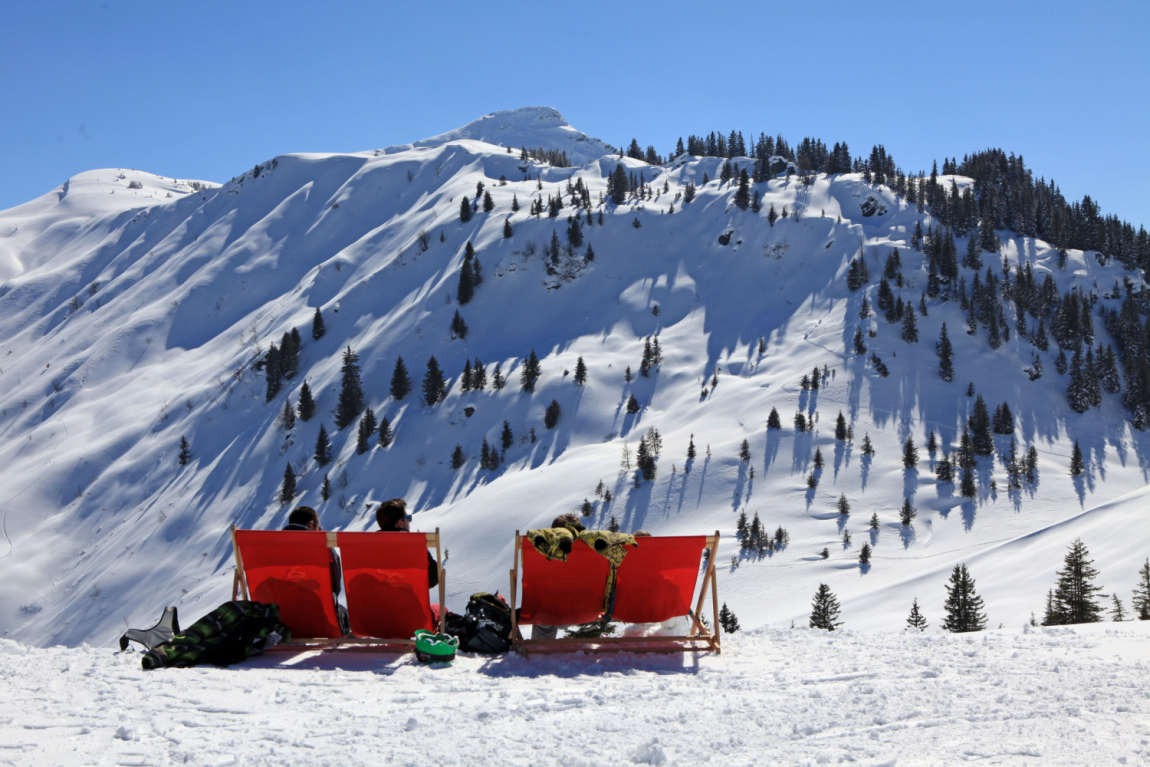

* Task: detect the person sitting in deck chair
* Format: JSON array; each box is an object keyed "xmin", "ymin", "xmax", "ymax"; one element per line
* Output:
[
  {"xmin": 531, "ymin": 513, "xmax": 586, "ymax": 641},
  {"xmin": 375, "ymin": 498, "xmax": 440, "ymax": 589},
  {"xmin": 282, "ymin": 506, "xmax": 350, "ymax": 635}
]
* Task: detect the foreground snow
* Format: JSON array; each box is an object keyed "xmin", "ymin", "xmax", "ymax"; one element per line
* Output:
[{"xmin": 2, "ymin": 622, "xmax": 1148, "ymax": 766}]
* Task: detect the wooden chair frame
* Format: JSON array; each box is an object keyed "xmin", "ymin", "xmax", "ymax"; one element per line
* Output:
[
  {"xmin": 230, "ymin": 525, "xmax": 445, "ymax": 651},
  {"xmin": 509, "ymin": 530, "xmax": 721, "ymax": 656}
]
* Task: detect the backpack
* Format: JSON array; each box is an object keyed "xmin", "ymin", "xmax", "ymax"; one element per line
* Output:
[{"xmin": 446, "ymin": 592, "xmax": 513, "ymax": 654}]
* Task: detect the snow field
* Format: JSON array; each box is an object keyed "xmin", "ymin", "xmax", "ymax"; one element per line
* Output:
[{"xmin": 1, "ymin": 622, "xmax": 1147, "ymax": 766}]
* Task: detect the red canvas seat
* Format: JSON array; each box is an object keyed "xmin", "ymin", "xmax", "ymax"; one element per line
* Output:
[
  {"xmin": 337, "ymin": 532, "xmax": 440, "ymax": 640},
  {"xmin": 611, "ymin": 536, "xmax": 707, "ymax": 624},
  {"xmin": 509, "ymin": 531, "xmax": 721, "ymax": 655},
  {"xmin": 232, "ymin": 530, "xmax": 343, "ymax": 639},
  {"xmin": 517, "ymin": 538, "xmax": 611, "ymax": 626}
]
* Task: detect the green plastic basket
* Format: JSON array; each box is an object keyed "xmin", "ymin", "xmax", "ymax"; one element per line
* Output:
[{"xmin": 414, "ymin": 630, "xmax": 459, "ymax": 663}]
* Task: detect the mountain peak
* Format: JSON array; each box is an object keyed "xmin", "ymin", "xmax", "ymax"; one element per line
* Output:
[{"xmin": 387, "ymin": 106, "xmax": 615, "ymax": 165}]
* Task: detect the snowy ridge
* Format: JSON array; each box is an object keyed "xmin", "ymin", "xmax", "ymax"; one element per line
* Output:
[
  {"xmin": 386, "ymin": 106, "xmax": 615, "ymax": 164},
  {"xmin": 0, "ymin": 109, "xmax": 1147, "ymax": 648}
]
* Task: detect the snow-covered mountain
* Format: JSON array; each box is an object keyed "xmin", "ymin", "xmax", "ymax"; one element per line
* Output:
[{"xmin": 0, "ymin": 107, "xmax": 1146, "ymax": 647}]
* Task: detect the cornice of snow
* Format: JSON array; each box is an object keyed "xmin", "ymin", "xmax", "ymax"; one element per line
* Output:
[{"xmin": 385, "ymin": 107, "xmax": 616, "ymax": 166}]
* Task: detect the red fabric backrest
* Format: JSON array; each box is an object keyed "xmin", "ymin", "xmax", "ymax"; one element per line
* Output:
[
  {"xmin": 337, "ymin": 532, "xmax": 435, "ymax": 639},
  {"xmin": 517, "ymin": 536, "xmax": 610, "ymax": 626},
  {"xmin": 234, "ymin": 530, "xmax": 342, "ymax": 639},
  {"xmin": 611, "ymin": 536, "xmax": 706, "ymax": 624}
]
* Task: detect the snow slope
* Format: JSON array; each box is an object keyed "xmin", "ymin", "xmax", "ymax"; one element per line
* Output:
[
  {"xmin": 386, "ymin": 106, "xmax": 616, "ymax": 165},
  {"xmin": 2, "ymin": 623, "xmax": 1148, "ymax": 766},
  {"xmin": 0, "ymin": 108, "xmax": 1147, "ymax": 648}
]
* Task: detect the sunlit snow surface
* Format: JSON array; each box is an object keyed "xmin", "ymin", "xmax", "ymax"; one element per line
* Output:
[
  {"xmin": 0, "ymin": 106, "xmax": 1148, "ymax": 649},
  {"xmin": 1, "ymin": 623, "xmax": 1148, "ymax": 766}
]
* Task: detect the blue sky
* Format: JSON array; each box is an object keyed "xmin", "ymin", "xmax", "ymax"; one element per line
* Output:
[{"xmin": 2, "ymin": 1, "xmax": 1147, "ymax": 229}]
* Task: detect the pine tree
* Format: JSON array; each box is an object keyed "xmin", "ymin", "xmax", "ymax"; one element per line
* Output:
[
  {"xmin": 903, "ymin": 436, "xmax": 919, "ymax": 469},
  {"xmin": 459, "ymin": 195, "xmax": 472, "ymax": 223},
  {"xmin": 544, "ymin": 399, "xmax": 561, "ymax": 429},
  {"xmin": 626, "ymin": 394, "xmax": 641, "ymax": 414},
  {"xmin": 451, "ymin": 445, "xmax": 465, "ymax": 469},
  {"xmin": 390, "ymin": 357, "xmax": 412, "ymax": 400},
  {"xmin": 264, "ymin": 344, "xmax": 282, "ymax": 403},
  {"xmin": 834, "ymin": 411, "xmax": 848, "ymax": 441},
  {"xmin": 869, "ymin": 512, "xmax": 880, "ymax": 530},
  {"xmin": 483, "ymin": 190, "xmax": 494, "ymax": 212},
  {"xmin": 279, "ymin": 331, "xmax": 298, "ymax": 380},
  {"xmin": 1110, "ymin": 595, "xmax": 1127, "ymax": 622},
  {"xmin": 520, "ymin": 350, "xmax": 542, "ymax": 393},
  {"xmin": 901, "ymin": 306, "xmax": 919, "ymax": 343},
  {"xmin": 719, "ymin": 603, "xmax": 741, "ymax": 633},
  {"xmin": 311, "ymin": 307, "xmax": 325, "ymax": 340},
  {"xmin": 861, "ymin": 433, "xmax": 875, "ymax": 455},
  {"xmin": 378, "ymin": 415, "xmax": 393, "ymax": 448},
  {"xmin": 314, "ymin": 424, "xmax": 331, "ymax": 466},
  {"xmin": 280, "ymin": 397, "xmax": 296, "ymax": 430},
  {"xmin": 334, "ymin": 346, "xmax": 364, "ymax": 429},
  {"xmin": 492, "ymin": 363, "xmax": 505, "ymax": 390},
  {"xmin": 1133, "ymin": 559, "xmax": 1150, "ymax": 620},
  {"xmin": 733, "ymin": 168, "xmax": 751, "ymax": 210},
  {"xmin": 936, "ymin": 455, "xmax": 954, "ymax": 483},
  {"xmin": 739, "ymin": 439, "xmax": 751, "ymax": 461},
  {"xmin": 421, "ymin": 356, "xmax": 447, "ymax": 406},
  {"xmin": 279, "ymin": 463, "xmax": 296, "ymax": 506},
  {"xmin": 1051, "ymin": 538, "xmax": 1106, "ymax": 624},
  {"xmin": 687, "ymin": 434, "xmax": 697, "ymax": 460},
  {"xmin": 960, "ymin": 464, "xmax": 976, "ymax": 497},
  {"xmin": 177, "ymin": 436, "xmax": 191, "ymax": 466},
  {"xmin": 450, "ymin": 309, "xmax": 469, "ymax": 339},
  {"xmin": 1067, "ymin": 349, "xmax": 1090, "ymax": 413},
  {"xmin": 500, "ymin": 420, "xmax": 514, "ymax": 454},
  {"xmin": 969, "ymin": 395, "xmax": 994, "ymax": 456},
  {"xmin": 900, "ymin": 498, "xmax": 917, "ymax": 525},
  {"xmin": 355, "ymin": 414, "xmax": 371, "ymax": 454},
  {"xmin": 767, "ymin": 408, "xmax": 782, "ymax": 430},
  {"xmin": 320, "ymin": 473, "xmax": 331, "ymax": 502},
  {"xmin": 937, "ymin": 323, "xmax": 955, "ymax": 382},
  {"xmin": 457, "ymin": 258, "xmax": 474, "ymax": 305},
  {"xmin": 942, "ymin": 564, "xmax": 987, "ymax": 633},
  {"xmin": 813, "ymin": 447, "xmax": 824, "ymax": 469},
  {"xmin": 859, "ymin": 543, "xmax": 872, "ymax": 565},
  {"xmin": 297, "ymin": 381, "xmax": 316, "ymax": 422},
  {"xmin": 809, "ymin": 584, "xmax": 843, "ymax": 631},
  {"xmin": 906, "ymin": 598, "xmax": 928, "ymax": 631},
  {"xmin": 837, "ymin": 493, "xmax": 851, "ymax": 515},
  {"xmin": 1070, "ymin": 440, "xmax": 1084, "ymax": 475},
  {"xmin": 767, "ymin": 203, "xmax": 778, "ymax": 226},
  {"xmin": 573, "ymin": 356, "xmax": 587, "ymax": 386},
  {"xmin": 853, "ymin": 327, "xmax": 867, "ymax": 355},
  {"xmin": 607, "ymin": 514, "xmax": 619, "ymax": 531}
]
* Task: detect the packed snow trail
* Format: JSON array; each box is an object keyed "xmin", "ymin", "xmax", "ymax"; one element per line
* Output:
[{"xmin": 1, "ymin": 623, "xmax": 1148, "ymax": 766}]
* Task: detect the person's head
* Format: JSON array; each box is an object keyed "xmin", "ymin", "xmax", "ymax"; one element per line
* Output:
[
  {"xmin": 634, "ymin": 530, "xmax": 652, "ymax": 537},
  {"xmin": 551, "ymin": 514, "xmax": 585, "ymax": 534},
  {"xmin": 376, "ymin": 498, "xmax": 411, "ymax": 531},
  {"xmin": 287, "ymin": 506, "xmax": 320, "ymax": 530}
]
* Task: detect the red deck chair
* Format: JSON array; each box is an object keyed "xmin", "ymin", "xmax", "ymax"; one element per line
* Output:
[
  {"xmin": 509, "ymin": 530, "xmax": 720, "ymax": 655},
  {"xmin": 230, "ymin": 529, "xmax": 343, "ymax": 640},
  {"xmin": 337, "ymin": 531, "xmax": 446, "ymax": 647},
  {"xmin": 230, "ymin": 526, "xmax": 445, "ymax": 650}
]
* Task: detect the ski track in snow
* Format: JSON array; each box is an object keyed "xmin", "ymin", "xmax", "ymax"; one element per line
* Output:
[{"xmin": 1, "ymin": 623, "xmax": 1148, "ymax": 766}]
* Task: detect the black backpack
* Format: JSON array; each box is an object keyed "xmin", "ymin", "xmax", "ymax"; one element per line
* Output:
[{"xmin": 446, "ymin": 592, "xmax": 513, "ymax": 654}]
